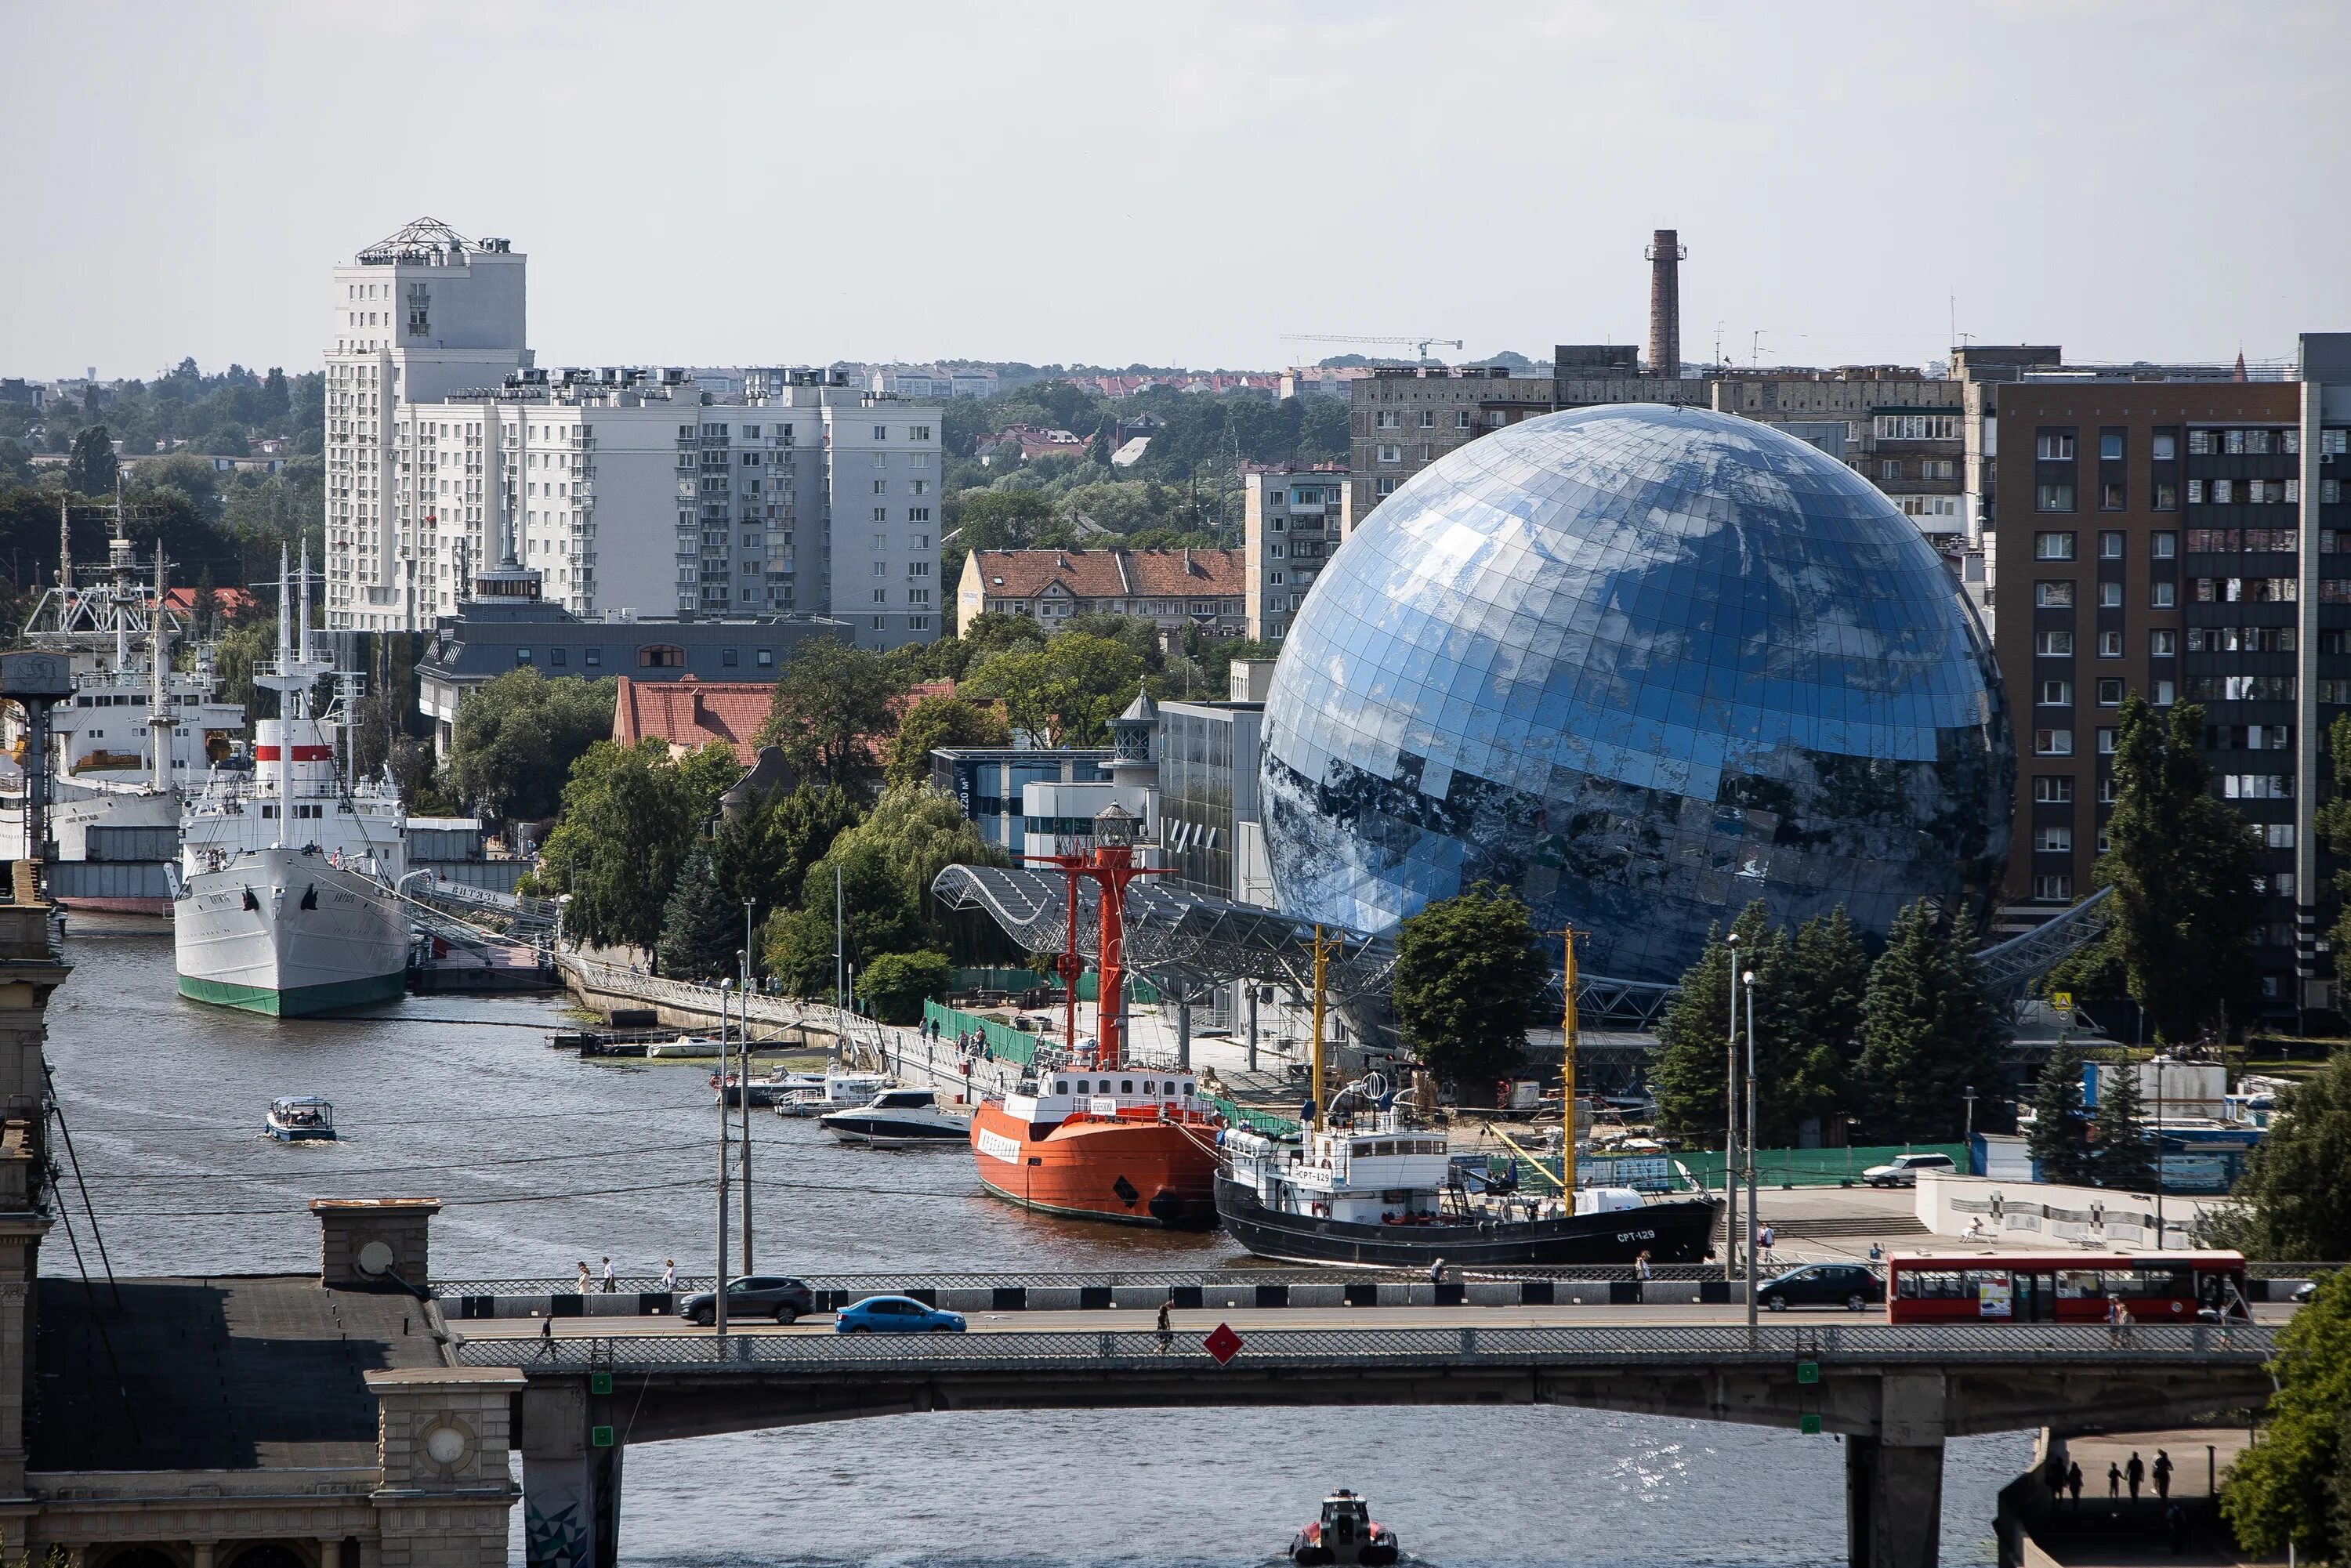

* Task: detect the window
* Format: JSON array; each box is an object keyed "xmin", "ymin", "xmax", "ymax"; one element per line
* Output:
[
  {"xmin": 2034, "ymin": 776, "xmax": 2074, "ymax": 803},
  {"xmin": 2099, "ymin": 582, "xmax": 2122, "ymax": 608},
  {"xmin": 2187, "ymin": 479, "xmax": 2206, "ymax": 505},
  {"xmin": 2098, "ymin": 532, "xmax": 2125, "ymax": 559},
  {"xmin": 2214, "ymin": 480, "xmax": 2235, "ymax": 505},
  {"xmin": 2037, "ymin": 483, "xmax": 2077, "ymax": 512},
  {"xmin": 2153, "ymin": 433, "xmax": 2177, "ymax": 461},
  {"xmin": 1921, "ymin": 458, "xmax": 1955, "ymax": 480},
  {"xmin": 2223, "ymin": 774, "xmax": 2293, "ymax": 799},
  {"xmin": 1875, "ymin": 414, "xmax": 1960, "ymax": 440},
  {"xmin": 2035, "ymin": 826, "xmax": 2074, "ymax": 853},
  {"xmin": 1455, "ymin": 411, "xmax": 1473, "ymax": 429},
  {"xmin": 2096, "ymin": 679, "xmax": 2123, "ymax": 706},
  {"xmin": 584, "ymin": 648, "xmax": 602, "ymax": 668},
  {"xmin": 872, "ymin": 425, "xmax": 888, "ymax": 440},
  {"xmin": 2097, "ymin": 729, "xmax": 2116, "ymax": 755},
  {"xmin": 2035, "ymin": 581, "xmax": 2074, "ymax": 607},
  {"xmin": 1375, "ymin": 477, "xmax": 1398, "ymax": 496},
  {"xmin": 757, "ymin": 648, "xmax": 773, "ymax": 667},
  {"xmin": 549, "ymin": 647, "xmax": 567, "ymax": 668},
  {"xmin": 2098, "ymin": 630, "xmax": 2124, "ymax": 657},
  {"xmin": 638, "ymin": 644, "xmax": 685, "ymax": 668},
  {"xmin": 1418, "ymin": 410, "xmax": 1436, "ymax": 429},
  {"xmin": 2150, "ymin": 581, "xmax": 2176, "ymax": 607},
  {"xmin": 2266, "ymin": 824, "xmax": 2297, "ymax": 849},
  {"xmin": 2034, "ymin": 531, "xmax": 2077, "ymax": 560},
  {"xmin": 1376, "ymin": 411, "xmax": 1399, "ymax": 429},
  {"xmin": 513, "ymin": 647, "xmax": 533, "ymax": 665},
  {"xmin": 2034, "ymin": 874, "xmax": 2074, "ymax": 901},
  {"xmin": 910, "ymin": 425, "xmax": 931, "ymax": 440},
  {"xmin": 2150, "ymin": 629, "xmax": 2177, "ymax": 657},
  {"xmin": 721, "ymin": 648, "xmax": 739, "ymax": 667},
  {"xmin": 1881, "ymin": 459, "xmax": 1902, "ymax": 480},
  {"xmin": 1376, "ymin": 444, "xmax": 1402, "ymax": 465},
  {"xmin": 2034, "ymin": 631, "xmax": 2074, "ymax": 656},
  {"xmin": 2101, "ymin": 483, "xmax": 2127, "ymax": 510},
  {"xmin": 2150, "ymin": 532, "xmax": 2176, "ymax": 559},
  {"xmin": 2037, "ymin": 432, "xmax": 2077, "ymax": 461},
  {"xmin": 2034, "ymin": 729, "xmax": 2074, "ymax": 755},
  {"xmin": 2038, "ymin": 680, "xmax": 2073, "ymax": 706},
  {"xmin": 2153, "ymin": 480, "xmax": 2179, "ymax": 510}
]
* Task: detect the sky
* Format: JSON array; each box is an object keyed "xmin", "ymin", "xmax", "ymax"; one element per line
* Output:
[{"xmin": 5, "ymin": 2, "xmax": 2348, "ymax": 382}]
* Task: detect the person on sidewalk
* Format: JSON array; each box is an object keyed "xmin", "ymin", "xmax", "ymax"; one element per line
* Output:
[
  {"xmin": 601, "ymin": 1256, "xmax": 617, "ymax": 1293},
  {"xmin": 1757, "ymin": 1224, "xmax": 1775, "ymax": 1266},
  {"xmin": 1156, "ymin": 1296, "xmax": 1175, "ymax": 1353},
  {"xmin": 2066, "ymin": 1461, "xmax": 2083, "ymax": 1508},
  {"xmin": 661, "ymin": 1258, "xmax": 677, "ymax": 1293},
  {"xmin": 2152, "ymin": 1450, "xmax": 2172, "ymax": 1501},
  {"xmin": 1429, "ymin": 1257, "xmax": 1448, "ymax": 1286},
  {"xmin": 577, "ymin": 1261, "xmax": 592, "ymax": 1295},
  {"xmin": 2107, "ymin": 1462, "xmax": 2122, "ymax": 1501},
  {"xmin": 1636, "ymin": 1250, "xmax": 1653, "ymax": 1281},
  {"xmin": 2044, "ymin": 1455, "xmax": 2067, "ymax": 1509},
  {"xmin": 2126, "ymin": 1451, "xmax": 2145, "ymax": 1501}
]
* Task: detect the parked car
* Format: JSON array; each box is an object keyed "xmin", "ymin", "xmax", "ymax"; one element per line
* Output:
[
  {"xmin": 679, "ymin": 1275, "xmax": 816, "ymax": 1327},
  {"xmin": 2293, "ymin": 1280, "xmax": 2320, "ymax": 1304},
  {"xmin": 1861, "ymin": 1152, "xmax": 1956, "ymax": 1188},
  {"xmin": 835, "ymin": 1295, "xmax": 967, "ymax": 1334},
  {"xmin": 1759, "ymin": 1262, "xmax": 1886, "ymax": 1313}
]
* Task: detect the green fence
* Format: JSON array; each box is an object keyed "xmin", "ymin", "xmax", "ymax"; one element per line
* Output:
[
  {"xmin": 922, "ymin": 1001, "xmax": 1043, "ymax": 1067},
  {"xmin": 1667, "ymin": 1143, "xmax": 1969, "ymax": 1189},
  {"xmin": 947, "ymin": 968, "xmax": 1161, "ymax": 1005}
]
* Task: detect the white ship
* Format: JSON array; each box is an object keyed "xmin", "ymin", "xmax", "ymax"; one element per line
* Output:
[
  {"xmin": 0, "ymin": 496, "xmax": 248, "ymax": 911},
  {"xmin": 172, "ymin": 547, "xmax": 411, "ymax": 1016}
]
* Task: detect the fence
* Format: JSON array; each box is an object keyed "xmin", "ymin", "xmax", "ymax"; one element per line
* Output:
[{"xmin": 1664, "ymin": 1143, "xmax": 1972, "ymax": 1190}]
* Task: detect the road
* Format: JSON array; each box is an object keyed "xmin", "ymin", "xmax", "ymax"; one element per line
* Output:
[{"xmin": 452, "ymin": 1302, "xmax": 2296, "ymax": 1339}]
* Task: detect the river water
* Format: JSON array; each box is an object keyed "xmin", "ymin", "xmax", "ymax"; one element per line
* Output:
[{"xmin": 45, "ymin": 917, "xmax": 2027, "ymax": 1567}]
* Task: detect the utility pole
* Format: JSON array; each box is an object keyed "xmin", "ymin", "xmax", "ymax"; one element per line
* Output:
[
  {"xmin": 738, "ymin": 938, "xmax": 754, "ymax": 1276},
  {"xmin": 715, "ymin": 977, "xmax": 733, "ymax": 1338},
  {"xmin": 1723, "ymin": 932, "xmax": 1740, "ymax": 1282},
  {"xmin": 1744, "ymin": 966, "xmax": 1759, "ymax": 1336},
  {"xmin": 1310, "ymin": 925, "xmax": 1330, "ymax": 1126},
  {"xmin": 834, "ymin": 864, "xmax": 846, "ymax": 1041},
  {"xmin": 1963, "ymin": 1085, "xmax": 1978, "ymax": 1144}
]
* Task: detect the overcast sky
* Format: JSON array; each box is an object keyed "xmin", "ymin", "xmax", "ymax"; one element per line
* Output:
[{"xmin": 6, "ymin": 2, "xmax": 2346, "ymax": 382}]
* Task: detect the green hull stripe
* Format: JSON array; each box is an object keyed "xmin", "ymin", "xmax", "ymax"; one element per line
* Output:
[{"xmin": 178, "ymin": 971, "xmax": 407, "ymax": 1017}]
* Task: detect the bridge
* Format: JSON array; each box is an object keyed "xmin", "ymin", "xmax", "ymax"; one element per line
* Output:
[{"xmin": 459, "ymin": 1314, "xmax": 2277, "ymax": 1568}]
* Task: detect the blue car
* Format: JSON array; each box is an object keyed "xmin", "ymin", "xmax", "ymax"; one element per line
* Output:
[{"xmin": 835, "ymin": 1295, "xmax": 967, "ymax": 1334}]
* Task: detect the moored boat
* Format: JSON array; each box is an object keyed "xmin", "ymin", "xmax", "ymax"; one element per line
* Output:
[
  {"xmin": 820, "ymin": 1086, "xmax": 967, "ymax": 1146},
  {"xmin": 773, "ymin": 1071, "xmax": 889, "ymax": 1117},
  {"xmin": 969, "ymin": 1062, "xmax": 1220, "ymax": 1227}
]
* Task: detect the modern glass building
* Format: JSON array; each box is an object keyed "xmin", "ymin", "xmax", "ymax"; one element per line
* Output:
[{"xmin": 1261, "ymin": 404, "xmax": 2012, "ymax": 985}]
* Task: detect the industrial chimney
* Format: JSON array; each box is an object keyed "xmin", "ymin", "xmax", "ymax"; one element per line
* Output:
[{"xmin": 1646, "ymin": 230, "xmax": 1686, "ymax": 378}]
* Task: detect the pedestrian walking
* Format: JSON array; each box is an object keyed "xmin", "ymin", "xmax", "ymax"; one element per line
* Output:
[
  {"xmin": 2152, "ymin": 1450, "xmax": 2172, "ymax": 1501},
  {"xmin": 601, "ymin": 1257, "xmax": 616, "ymax": 1293},
  {"xmin": 2106, "ymin": 1295, "xmax": 2124, "ymax": 1346},
  {"xmin": 1867, "ymin": 1241, "xmax": 1884, "ymax": 1264},
  {"xmin": 2043, "ymin": 1455, "xmax": 2066, "ymax": 1509},
  {"xmin": 661, "ymin": 1259, "xmax": 677, "ymax": 1293},
  {"xmin": 1636, "ymin": 1249, "xmax": 1653, "ymax": 1282},
  {"xmin": 1156, "ymin": 1296, "xmax": 1175, "ymax": 1353},
  {"xmin": 1429, "ymin": 1257, "xmax": 1448, "ymax": 1286},
  {"xmin": 576, "ymin": 1261, "xmax": 592, "ymax": 1295},
  {"xmin": 2126, "ymin": 1451, "xmax": 2145, "ymax": 1501},
  {"xmin": 2107, "ymin": 1462, "xmax": 2122, "ymax": 1499},
  {"xmin": 2066, "ymin": 1461, "xmax": 2083, "ymax": 1508},
  {"xmin": 537, "ymin": 1315, "xmax": 555, "ymax": 1360},
  {"xmin": 1758, "ymin": 1224, "xmax": 1775, "ymax": 1266}
]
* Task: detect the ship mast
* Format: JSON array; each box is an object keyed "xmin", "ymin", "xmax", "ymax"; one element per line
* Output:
[
  {"xmin": 255, "ymin": 545, "xmax": 332, "ymax": 851},
  {"xmin": 148, "ymin": 545, "xmax": 171, "ymax": 795}
]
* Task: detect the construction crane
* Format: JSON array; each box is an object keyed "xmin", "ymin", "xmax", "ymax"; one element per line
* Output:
[{"xmin": 1282, "ymin": 333, "xmax": 1464, "ymax": 365}]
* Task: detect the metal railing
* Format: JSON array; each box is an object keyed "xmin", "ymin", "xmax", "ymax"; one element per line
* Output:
[
  {"xmin": 432, "ymin": 1263, "xmax": 1743, "ymax": 1299},
  {"xmin": 456, "ymin": 1320, "xmax": 2277, "ymax": 1373}
]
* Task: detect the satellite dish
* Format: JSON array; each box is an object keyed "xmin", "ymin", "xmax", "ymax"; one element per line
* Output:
[{"xmin": 357, "ymin": 1240, "xmax": 396, "ymax": 1276}]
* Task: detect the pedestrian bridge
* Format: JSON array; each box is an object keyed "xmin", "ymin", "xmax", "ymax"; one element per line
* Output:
[{"xmin": 472, "ymin": 1320, "xmax": 2277, "ymax": 1568}]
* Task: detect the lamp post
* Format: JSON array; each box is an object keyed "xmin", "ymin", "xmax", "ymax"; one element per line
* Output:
[
  {"xmin": 715, "ymin": 976, "xmax": 734, "ymax": 1339},
  {"xmin": 737, "ymin": 943, "xmax": 753, "ymax": 1275},
  {"xmin": 1743, "ymin": 966, "xmax": 1759, "ymax": 1335},
  {"xmin": 1963, "ymin": 1085, "xmax": 1977, "ymax": 1144},
  {"xmin": 1724, "ymin": 932, "xmax": 1741, "ymax": 1282}
]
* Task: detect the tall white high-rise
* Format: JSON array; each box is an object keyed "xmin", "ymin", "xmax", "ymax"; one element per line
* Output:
[{"xmin": 322, "ymin": 219, "xmax": 940, "ymax": 649}]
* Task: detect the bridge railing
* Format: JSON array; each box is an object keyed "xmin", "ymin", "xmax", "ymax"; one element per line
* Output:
[
  {"xmin": 455, "ymin": 1320, "xmax": 2277, "ymax": 1373},
  {"xmin": 432, "ymin": 1262, "xmax": 1741, "ymax": 1298}
]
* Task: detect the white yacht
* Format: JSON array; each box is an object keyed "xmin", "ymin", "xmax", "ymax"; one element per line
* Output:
[
  {"xmin": 172, "ymin": 547, "xmax": 410, "ymax": 1016},
  {"xmin": 819, "ymin": 1086, "xmax": 968, "ymax": 1146},
  {"xmin": 774, "ymin": 1072, "xmax": 890, "ymax": 1118}
]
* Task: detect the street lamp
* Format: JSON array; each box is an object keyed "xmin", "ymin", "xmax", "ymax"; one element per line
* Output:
[
  {"xmin": 1724, "ymin": 932, "xmax": 1740, "ymax": 1282},
  {"xmin": 1743, "ymin": 967, "xmax": 1759, "ymax": 1336},
  {"xmin": 1963, "ymin": 1085, "xmax": 1978, "ymax": 1145},
  {"xmin": 715, "ymin": 976, "xmax": 735, "ymax": 1338}
]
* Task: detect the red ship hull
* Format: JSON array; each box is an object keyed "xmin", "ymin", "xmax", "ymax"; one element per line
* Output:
[{"xmin": 970, "ymin": 1099, "xmax": 1219, "ymax": 1228}]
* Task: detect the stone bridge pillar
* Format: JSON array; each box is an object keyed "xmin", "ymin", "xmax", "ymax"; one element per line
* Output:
[
  {"xmin": 1847, "ymin": 1373, "xmax": 1946, "ymax": 1568},
  {"xmin": 521, "ymin": 1379, "xmax": 622, "ymax": 1568}
]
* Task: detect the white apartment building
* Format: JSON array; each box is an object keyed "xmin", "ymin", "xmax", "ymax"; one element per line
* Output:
[
  {"xmin": 869, "ymin": 364, "xmax": 997, "ymax": 400},
  {"xmin": 1242, "ymin": 465, "xmax": 1351, "ymax": 641},
  {"xmin": 324, "ymin": 220, "xmax": 940, "ymax": 649}
]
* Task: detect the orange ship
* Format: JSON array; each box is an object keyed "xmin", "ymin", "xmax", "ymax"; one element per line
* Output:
[
  {"xmin": 968, "ymin": 800, "xmax": 1221, "ymax": 1228},
  {"xmin": 969, "ymin": 1066, "xmax": 1220, "ymax": 1227}
]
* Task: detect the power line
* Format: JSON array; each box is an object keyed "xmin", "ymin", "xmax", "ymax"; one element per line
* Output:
[{"xmin": 75, "ymin": 1174, "xmax": 984, "ymax": 1219}]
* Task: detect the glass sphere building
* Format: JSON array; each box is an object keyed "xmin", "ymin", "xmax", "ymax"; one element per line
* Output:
[{"xmin": 1261, "ymin": 404, "xmax": 2012, "ymax": 985}]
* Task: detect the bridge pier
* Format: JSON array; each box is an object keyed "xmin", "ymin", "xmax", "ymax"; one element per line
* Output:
[
  {"xmin": 520, "ymin": 1380, "xmax": 623, "ymax": 1568},
  {"xmin": 1846, "ymin": 1373, "xmax": 1946, "ymax": 1568}
]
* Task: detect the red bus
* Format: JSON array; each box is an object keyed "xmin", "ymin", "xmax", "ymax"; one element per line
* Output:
[{"xmin": 1884, "ymin": 1251, "xmax": 2250, "ymax": 1324}]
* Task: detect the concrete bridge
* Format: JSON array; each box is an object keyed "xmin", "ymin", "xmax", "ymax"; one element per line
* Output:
[{"xmin": 462, "ymin": 1319, "xmax": 2277, "ymax": 1568}]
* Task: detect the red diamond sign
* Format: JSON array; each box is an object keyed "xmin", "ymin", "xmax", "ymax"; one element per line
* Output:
[{"xmin": 1204, "ymin": 1323, "xmax": 1244, "ymax": 1364}]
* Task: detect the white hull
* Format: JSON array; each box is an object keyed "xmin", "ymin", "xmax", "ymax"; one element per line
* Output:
[{"xmin": 175, "ymin": 849, "xmax": 410, "ymax": 1016}]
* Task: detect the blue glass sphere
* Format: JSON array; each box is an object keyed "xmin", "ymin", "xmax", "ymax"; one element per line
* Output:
[{"xmin": 1261, "ymin": 403, "xmax": 2012, "ymax": 985}]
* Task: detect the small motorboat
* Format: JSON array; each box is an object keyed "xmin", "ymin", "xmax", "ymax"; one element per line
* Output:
[
  {"xmin": 820, "ymin": 1086, "xmax": 968, "ymax": 1146},
  {"xmin": 266, "ymin": 1095, "xmax": 336, "ymax": 1142},
  {"xmin": 712, "ymin": 1067, "xmax": 824, "ymax": 1108},
  {"xmin": 775, "ymin": 1071, "xmax": 889, "ymax": 1118},
  {"xmin": 1289, "ymin": 1490, "xmax": 1399, "ymax": 1566}
]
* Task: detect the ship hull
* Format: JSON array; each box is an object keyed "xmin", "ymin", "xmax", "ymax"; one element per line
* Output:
[
  {"xmin": 970, "ymin": 1101, "xmax": 1219, "ymax": 1229},
  {"xmin": 1215, "ymin": 1175, "xmax": 1720, "ymax": 1269},
  {"xmin": 175, "ymin": 851, "xmax": 409, "ymax": 1017}
]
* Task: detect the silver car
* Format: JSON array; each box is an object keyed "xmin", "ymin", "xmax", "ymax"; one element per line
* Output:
[{"xmin": 1861, "ymin": 1152, "xmax": 1956, "ymax": 1188}]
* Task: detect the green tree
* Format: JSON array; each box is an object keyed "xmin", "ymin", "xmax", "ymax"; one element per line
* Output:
[
  {"xmin": 1650, "ymin": 904, "xmax": 1772, "ymax": 1146},
  {"xmin": 759, "ymin": 639, "xmax": 903, "ymax": 791},
  {"xmin": 2078, "ymin": 694, "xmax": 2262, "ymax": 1042},
  {"xmin": 2207, "ymin": 1049, "xmax": 2351, "ymax": 1260},
  {"xmin": 820, "ymin": 784, "xmax": 1012, "ymax": 958},
  {"xmin": 1770, "ymin": 907, "xmax": 1872, "ymax": 1143},
  {"xmin": 2220, "ymin": 1271, "xmax": 2351, "ymax": 1559},
  {"xmin": 886, "ymin": 693, "xmax": 1009, "ymax": 790},
  {"xmin": 64, "ymin": 426, "xmax": 117, "ymax": 496},
  {"xmin": 1389, "ymin": 882, "xmax": 1548, "ymax": 1095},
  {"xmin": 2089, "ymin": 1055, "xmax": 2160, "ymax": 1189},
  {"xmin": 1851, "ymin": 900, "xmax": 2006, "ymax": 1142},
  {"xmin": 656, "ymin": 847, "xmax": 741, "ymax": 980},
  {"xmin": 446, "ymin": 668, "xmax": 618, "ymax": 824},
  {"xmin": 763, "ymin": 840, "xmax": 929, "ymax": 996},
  {"xmin": 710, "ymin": 783, "xmax": 864, "ymax": 932},
  {"xmin": 2025, "ymin": 1039, "xmax": 2097, "ymax": 1185},
  {"xmin": 958, "ymin": 632, "xmax": 1143, "ymax": 747},
  {"xmin": 532, "ymin": 741, "xmax": 699, "ymax": 954},
  {"xmin": 859, "ymin": 950, "xmax": 954, "ymax": 1024}
]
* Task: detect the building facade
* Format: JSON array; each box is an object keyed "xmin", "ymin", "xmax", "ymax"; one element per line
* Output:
[
  {"xmin": 1242, "ymin": 465, "xmax": 1350, "ymax": 640},
  {"xmin": 956, "ymin": 548, "xmax": 1246, "ymax": 641},
  {"xmin": 1994, "ymin": 335, "xmax": 2351, "ymax": 1016},
  {"xmin": 929, "ymin": 748, "xmax": 1113, "ymax": 852},
  {"xmin": 324, "ymin": 221, "xmax": 941, "ymax": 650}
]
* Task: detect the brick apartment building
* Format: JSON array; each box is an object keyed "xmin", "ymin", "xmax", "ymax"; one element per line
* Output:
[{"xmin": 1994, "ymin": 334, "xmax": 2351, "ymax": 1016}]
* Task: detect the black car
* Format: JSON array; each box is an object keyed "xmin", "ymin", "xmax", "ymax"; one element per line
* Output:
[
  {"xmin": 1758, "ymin": 1262, "xmax": 1884, "ymax": 1312},
  {"xmin": 679, "ymin": 1275, "xmax": 816, "ymax": 1326}
]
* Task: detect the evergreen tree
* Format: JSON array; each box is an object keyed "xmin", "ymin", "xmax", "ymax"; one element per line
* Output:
[
  {"xmin": 711, "ymin": 783, "xmax": 864, "ymax": 929},
  {"xmin": 656, "ymin": 847, "xmax": 741, "ymax": 980},
  {"xmin": 1852, "ymin": 900, "xmax": 2007, "ymax": 1142},
  {"xmin": 2081, "ymin": 694, "xmax": 2262, "ymax": 1042},
  {"xmin": 2025, "ymin": 1039, "xmax": 2097, "ymax": 1185},
  {"xmin": 64, "ymin": 425, "xmax": 118, "ymax": 497},
  {"xmin": 2205, "ymin": 1049, "xmax": 2351, "ymax": 1260},
  {"xmin": 1773, "ymin": 906, "xmax": 1872, "ymax": 1141},
  {"xmin": 2090, "ymin": 1054, "xmax": 2160, "ymax": 1190},
  {"xmin": 1650, "ymin": 903, "xmax": 1774, "ymax": 1146},
  {"xmin": 1389, "ymin": 882, "xmax": 1549, "ymax": 1095}
]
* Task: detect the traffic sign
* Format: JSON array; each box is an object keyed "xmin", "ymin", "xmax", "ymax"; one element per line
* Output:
[
  {"xmin": 1204, "ymin": 1323, "xmax": 1244, "ymax": 1364},
  {"xmin": 1800, "ymin": 1414, "xmax": 1823, "ymax": 1436}
]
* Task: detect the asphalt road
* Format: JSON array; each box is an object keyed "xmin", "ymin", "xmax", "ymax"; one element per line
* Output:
[{"xmin": 453, "ymin": 1302, "xmax": 2296, "ymax": 1339}]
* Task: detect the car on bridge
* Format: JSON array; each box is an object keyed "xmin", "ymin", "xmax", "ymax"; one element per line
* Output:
[
  {"xmin": 836, "ymin": 1295, "xmax": 967, "ymax": 1334},
  {"xmin": 679, "ymin": 1275, "xmax": 817, "ymax": 1327},
  {"xmin": 1860, "ymin": 1151, "xmax": 1956, "ymax": 1187},
  {"xmin": 1759, "ymin": 1262, "xmax": 1886, "ymax": 1312}
]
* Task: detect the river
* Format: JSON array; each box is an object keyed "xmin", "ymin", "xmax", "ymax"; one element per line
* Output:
[{"xmin": 45, "ymin": 916, "xmax": 2028, "ymax": 1566}]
